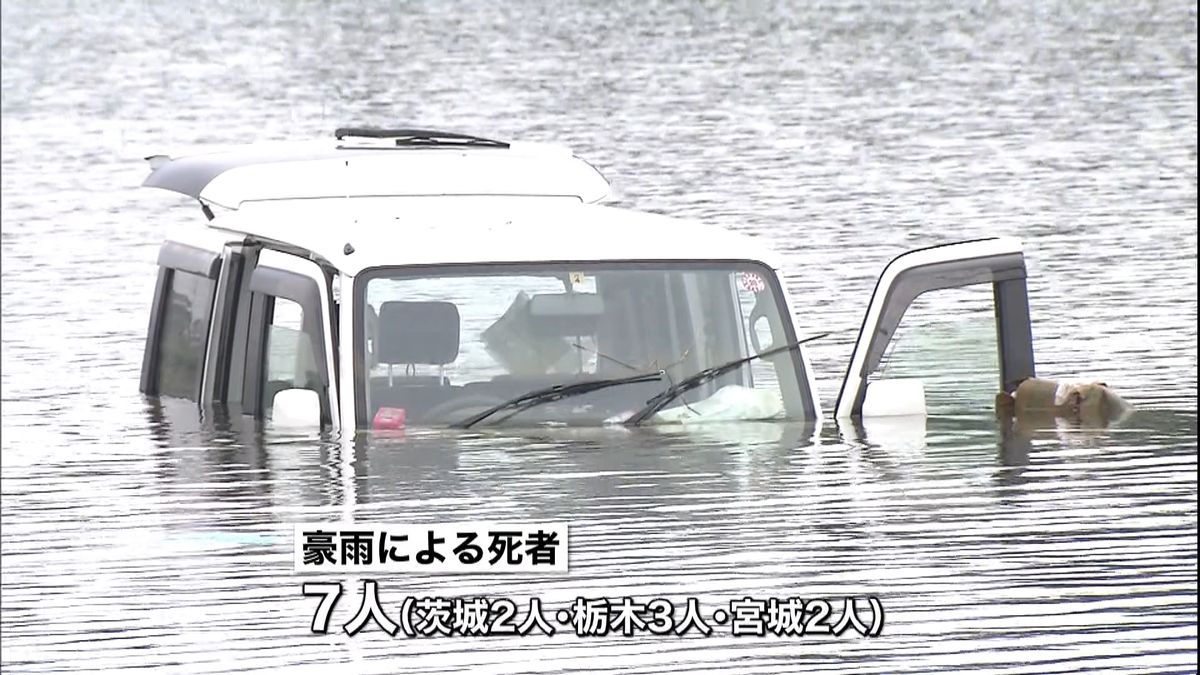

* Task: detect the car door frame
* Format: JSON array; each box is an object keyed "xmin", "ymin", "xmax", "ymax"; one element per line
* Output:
[
  {"xmin": 835, "ymin": 237, "xmax": 1036, "ymax": 419},
  {"xmin": 236, "ymin": 248, "xmax": 341, "ymax": 430},
  {"xmin": 140, "ymin": 241, "xmax": 223, "ymax": 399}
]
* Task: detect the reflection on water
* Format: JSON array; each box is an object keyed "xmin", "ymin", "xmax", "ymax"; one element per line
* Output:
[
  {"xmin": 5, "ymin": 400, "xmax": 1193, "ymax": 673},
  {"xmin": 1, "ymin": 0, "xmax": 1196, "ymax": 672}
]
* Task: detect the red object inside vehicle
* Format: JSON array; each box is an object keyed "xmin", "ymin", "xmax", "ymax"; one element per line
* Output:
[{"xmin": 373, "ymin": 407, "xmax": 407, "ymax": 430}]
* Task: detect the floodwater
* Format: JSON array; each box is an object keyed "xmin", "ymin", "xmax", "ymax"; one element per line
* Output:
[{"xmin": 1, "ymin": 1, "xmax": 1196, "ymax": 673}]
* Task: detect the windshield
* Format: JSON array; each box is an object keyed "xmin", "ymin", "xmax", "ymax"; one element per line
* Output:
[{"xmin": 354, "ymin": 262, "xmax": 812, "ymax": 428}]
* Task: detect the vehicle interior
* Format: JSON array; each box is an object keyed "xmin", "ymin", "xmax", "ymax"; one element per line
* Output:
[{"xmin": 360, "ymin": 266, "xmax": 802, "ymax": 428}]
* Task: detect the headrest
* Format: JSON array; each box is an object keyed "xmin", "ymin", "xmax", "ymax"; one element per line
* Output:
[{"xmin": 377, "ymin": 301, "xmax": 460, "ymax": 365}]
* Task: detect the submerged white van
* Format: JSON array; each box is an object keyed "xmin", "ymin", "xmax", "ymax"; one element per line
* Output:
[{"xmin": 139, "ymin": 128, "xmax": 1037, "ymax": 432}]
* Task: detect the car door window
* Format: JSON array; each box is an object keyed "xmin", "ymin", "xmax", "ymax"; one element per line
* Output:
[
  {"xmin": 155, "ymin": 270, "xmax": 216, "ymax": 399},
  {"xmin": 869, "ymin": 285, "xmax": 1000, "ymax": 414},
  {"xmin": 835, "ymin": 238, "xmax": 1035, "ymax": 419},
  {"xmin": 262, "ymin": 296, "xmax": 320, "ymax": 417}
]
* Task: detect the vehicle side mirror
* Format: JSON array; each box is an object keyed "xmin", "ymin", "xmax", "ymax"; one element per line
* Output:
[
  {"xmin": 271, "ymin": 388, "xmax": 321, "ymax": 427},
  {"xmin": 861, "ymin": 378, "xmax": 927, "ymax": 417},
  {"xmin": 750, "ymin": 315, "xmax": 774, "ymax": 352}
]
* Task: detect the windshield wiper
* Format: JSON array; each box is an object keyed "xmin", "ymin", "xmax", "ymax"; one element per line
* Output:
[
  {"xmin": 623, "ymin": 333, "xmax": 830, "ymax": 427},
  {"xmin": 453, "ymin": 371, "xmax": 667, "ymax": 430},
  {"xmin": 334, "ymin": 127, "xmax": 510, "ymax": 148}
]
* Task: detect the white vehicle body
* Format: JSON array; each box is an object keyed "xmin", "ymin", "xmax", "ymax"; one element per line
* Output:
[{"xmin": 139, "ymin": 128, "xmax": 1037, "ymax": 433}]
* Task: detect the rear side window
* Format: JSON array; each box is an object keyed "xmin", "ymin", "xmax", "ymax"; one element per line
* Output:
[{"xmin": 156, "ymin": 270, "xmax": 216, "ymax": 399}]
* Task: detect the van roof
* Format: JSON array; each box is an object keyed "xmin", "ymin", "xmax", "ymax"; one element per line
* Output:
[
  {"xmin": 204, "ymin": 197, "xmax": 783, "ymax": 276},
  {"xmin": 147, "ymin": 129, "xmax": 782, "ymax": 275},
  {"xmin": 142, "ymin": 128, "xmax": 612, "ymax": 209}
]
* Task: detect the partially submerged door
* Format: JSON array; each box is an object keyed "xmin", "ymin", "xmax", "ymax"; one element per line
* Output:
[
  {"xmin": 237, "ymin": 250, "xmax": 340, "ymax": 430},
  {"xmin": 835, "ymin": 237, "xmax": 1036, "ymax": 419}
]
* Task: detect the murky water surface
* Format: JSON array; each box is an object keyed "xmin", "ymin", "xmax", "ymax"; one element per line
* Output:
[{"xmin": 2, "ymin": 1, "xmax": 1196, "ymax": 673}]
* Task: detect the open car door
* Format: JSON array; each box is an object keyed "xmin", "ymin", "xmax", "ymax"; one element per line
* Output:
[{"xmin": 835, "ymin": 237, "xmax": 1036, "ymax": 419}]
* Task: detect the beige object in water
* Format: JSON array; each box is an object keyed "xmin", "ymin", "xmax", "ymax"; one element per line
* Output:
[{"xmin": 995, "ymin": 377, "xmax": 1130, "ymax": 429}]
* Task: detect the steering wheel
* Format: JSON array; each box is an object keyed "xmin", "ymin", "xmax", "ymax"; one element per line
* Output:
[{"xmin": 421, "ymin": 394, "xmax": 510, "ymax": 426}]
